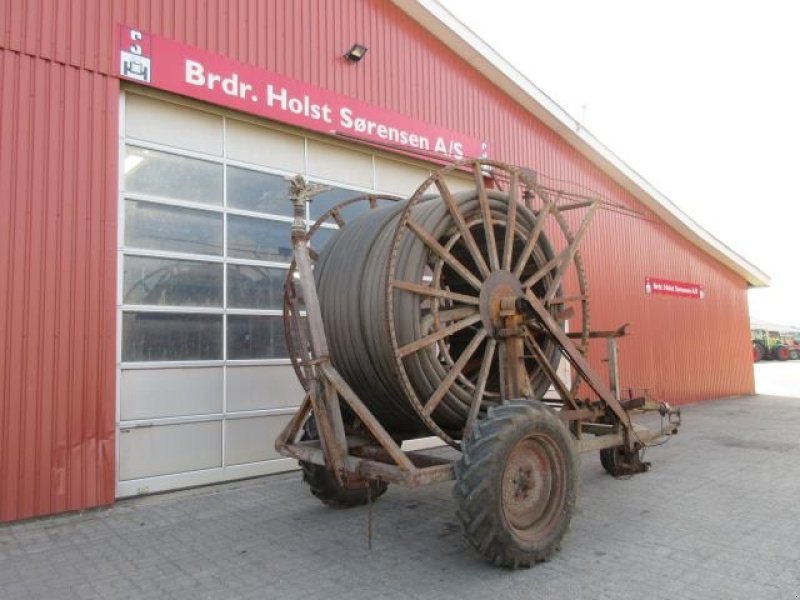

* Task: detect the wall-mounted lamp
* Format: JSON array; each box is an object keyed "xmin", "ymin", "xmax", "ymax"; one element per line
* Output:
[{"xmin": 344, "ymin": 43, "xmax": 368, "ymax": 62}]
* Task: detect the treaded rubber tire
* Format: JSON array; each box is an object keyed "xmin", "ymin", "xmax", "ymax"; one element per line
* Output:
[
  {"xmin": 301, "ymin": 462, "xmax": 388, "ymax": 508},
  {"xmin": 453, "ymin": 401, "xmax": 579, "ymax": 568},
  {"xmin": 774, "ymin": 345, "xmax": 790, "ymax": 361},
  {"xmin": 753, "ymin": 341, "xmax": 765, "ymax": 362},
  {"xmin": 789, "ymin": 349, "xmax": 799, "ymax": 361},
  {"xmin": 599, "ymin": 446, "xmax": 621, "ymax": 476},
  {"xmin": 599, "ymin": 445, "xmax": 648, "ymax": 477},
  {"xmin": 299, "ymin": 418, "xmax": 388, "ymax": 508}
]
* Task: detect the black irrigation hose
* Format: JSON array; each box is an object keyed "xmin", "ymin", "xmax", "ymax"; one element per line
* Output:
[{"xmin": 315, "ymin": 190, "xmax": 562, "ymax": 439}]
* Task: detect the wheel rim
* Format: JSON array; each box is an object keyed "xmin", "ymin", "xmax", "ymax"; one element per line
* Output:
[{"xmin": 501, "ymin": 433, "xmax": 567, "ymax": 542}]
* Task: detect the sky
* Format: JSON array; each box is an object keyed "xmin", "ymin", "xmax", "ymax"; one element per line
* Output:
[{"xmin": 439, "ymin": 0, "xmax": 799, "ymax": 327}]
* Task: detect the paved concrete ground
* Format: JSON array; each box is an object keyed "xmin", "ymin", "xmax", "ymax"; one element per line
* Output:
[{"xmin": 2, "ymin": 394, "xmax": 800, "ymax": 600}]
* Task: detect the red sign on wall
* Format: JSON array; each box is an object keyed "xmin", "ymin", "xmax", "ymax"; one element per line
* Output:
[
  {"xmin": 645, "ymin": 277, "xmax": 704, "ymax": 299},
  {"xmin": 116, "ymin": 25, "xmax": 484, "ymax": 161}
]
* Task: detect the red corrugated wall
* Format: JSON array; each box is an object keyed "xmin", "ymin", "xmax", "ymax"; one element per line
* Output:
[
  {"xmin": 0, "ymin": 0, "xmax": 754, "ymax": 521},
  {"xmin": 0, "ymin": 48, "xmax": 119, "ymax": 521}
]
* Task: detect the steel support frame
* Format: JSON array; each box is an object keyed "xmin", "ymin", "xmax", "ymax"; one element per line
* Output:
[{"xmin": 275, "ymin": 174, "xmax": 677, "ymax": 490}]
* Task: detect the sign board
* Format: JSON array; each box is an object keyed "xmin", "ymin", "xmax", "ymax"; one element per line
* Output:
[
  {"xmin": 645, "ymin": 277, "xmax": 704, "ymax": 299},
  {"xmin": 116, "ymin": 25, "xmax": 484, "ymax": 161}
]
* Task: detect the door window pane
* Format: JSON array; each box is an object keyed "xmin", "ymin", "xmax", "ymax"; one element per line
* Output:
[
  {"xmin": 286, "ymin": 315, "xmax": 310, "ymax": 359},
  {"xmin": 125, "ymin": 146, "xmax": 223, "ymax": 205},
  {"xmin": 228, "ymin": 216, "xmax": 292, "ymax": 262},
  {"xmin": 122, "ymin": 313, "xmax": 223, "ymax": 361},
  {"xmin": 125, "ymin": 200, "xmax": 223, "ymax": 256},
  {"xmin": 228, "ymin": 315, "xmax": 287, "ymax": 359},
  {"xmin": 309, "ymin": 186, "xmax": 392, "ymax": 222},
  {"xmin": 227, "ymin": 264, "xmax": 286, "ymax": 310},
  {"xmin": 310, "ymin": 227, "xmax": 338, "ymax": 253},
  {"xmin": 309, "ymin": 186, "xmax": 363, "ymax": 219},
  {"xmin": 227, "ymin": 166, "xmax": 292, "ymax": 216},
  {"xmin": 338, "ymin": 197, "xmax": 399, "ymax": 223},
  {"xmin": 337, "ymin": 196, "xmax": 384, "ymax": 223},
  {"xmin": 123, "ymin": 256, "xmax": 223, "ymax": 307}
]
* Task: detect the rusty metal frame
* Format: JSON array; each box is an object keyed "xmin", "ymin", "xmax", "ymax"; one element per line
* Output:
[{"xmin": 275, "ymin": 163, "xmax": 679, "ymax": 489}]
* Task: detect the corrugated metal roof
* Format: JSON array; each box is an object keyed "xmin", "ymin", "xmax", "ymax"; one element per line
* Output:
[{"xmin": 392, "ymin": 0, "xmax": 769, "ymax": 288}]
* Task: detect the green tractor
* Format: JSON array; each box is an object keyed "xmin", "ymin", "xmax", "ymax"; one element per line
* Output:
[{"xmin": 752, "ymin": 329, "xmax": 799, "ymax": 361}]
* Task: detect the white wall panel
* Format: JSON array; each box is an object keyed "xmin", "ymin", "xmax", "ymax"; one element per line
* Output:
[
  {"xmin": 120, "ymin": 367, "xmax": 223, "ymax": 420},
  {"xmin": 444, "ymin": 174, "xmax": 475, "ymax": 194},
  {"xmin": 226, "ymin": 119, "xmax": 305, "ymax": 172},
  {"xmin": 226, "ymin": 365, "xmax": 304, "ymax": 412},
  {"xmin": 225, "ymin": 415, "xmax": 292, "ymax": 466},
  {"xmin": 307, "ymin": 139, "xmax": 373, "ymax": 188},
  {"xmin": 374, "ymin": 157, "xmax": 429, "ymax": 196},
  {"xmin": 118, "ymin": 421, "xmax": 223, "ymax": 481}
]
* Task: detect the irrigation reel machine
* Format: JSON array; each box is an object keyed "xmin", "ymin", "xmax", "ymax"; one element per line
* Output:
[{"xmin": 276, "ymin": 159, "xmax": 680, "ymax": 567}]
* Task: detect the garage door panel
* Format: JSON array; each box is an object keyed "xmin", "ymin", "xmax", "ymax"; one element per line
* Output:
[
  {"xmin": 307, "ymin": 139, "xmax": 373, "ymax": 188},
  {"xmin": 119, "ymin": 90, "xmax": 455, "ymax": 496},
  {"xmin": 226, "ymin": 119, "xmax": 305, "ymax": 172},
  {"xmin": 120, "ymin": 368, "xmax": 223, "ymax": 420},
  {"xmin": 374, "ymin": 157, "xmax": 429, "ymax": 196},
  {"xmin": 444, "ymin": 174, "xmax": 474, "ymax": 193},
  {"xmin": 225, "ymin": 415, "xmax": 293, "ymax": 466},
  {"xmin": 226, "ymin": 365, "xmax": 304, "ymax": 412},
  {"xmin": 126, "ymin": 93, "xmax": 223, "ymax": 155},
  {"xmin": 119, "ymin": 421, "xmax": 223, "ymax": 481}
]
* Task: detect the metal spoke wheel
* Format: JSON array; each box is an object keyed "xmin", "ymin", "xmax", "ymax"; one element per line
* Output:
[
  {"xmin": 453, "ymin": 401, "xmax": 579, "ymax": 567},
  {"xmin": 386, "ymin": 160, "xmax": 591, "ymax": 446}
]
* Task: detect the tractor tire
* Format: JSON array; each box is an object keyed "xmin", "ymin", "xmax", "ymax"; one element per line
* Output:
[
  {"xmin": 453, "ymin": 401, "xmax": 578, "ymax": 568},
  {"xmin": 753, "ymin": 341, "xmax": 766, "ymax": 363},
  {"xmin": 789, "ymin": 349, "xmax": 799, "ymax": 361},
  {"xmin": 299, "ymin": 418, "xmax": 388, "ymax": 508},
  {"xmin": 774, "ymin": 345, "xmax": 790, "ymax": 361}
]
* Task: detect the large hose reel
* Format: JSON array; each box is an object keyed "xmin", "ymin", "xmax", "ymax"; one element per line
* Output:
[
  {"xmin": 284, "ymin": 160, "xmax": 590, "ymax": 447},
  {"xmin": 278, "ymin": 160, "xmax": 682, "ymax": 568}
]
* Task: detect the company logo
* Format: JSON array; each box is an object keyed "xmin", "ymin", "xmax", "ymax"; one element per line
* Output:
[{"xmin": 120, "ymin": 29, "xmax": 152, "ymax": 83}]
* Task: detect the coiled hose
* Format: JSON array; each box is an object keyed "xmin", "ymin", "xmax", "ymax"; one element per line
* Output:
[{"xmin": 315, "ymin": 189, "xmax": 561, "ymax": 439}]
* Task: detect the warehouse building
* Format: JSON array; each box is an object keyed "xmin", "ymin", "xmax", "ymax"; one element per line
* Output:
[{"xmin": 0, "ymin": 0, "xmax": 768, "ymax": 522}]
